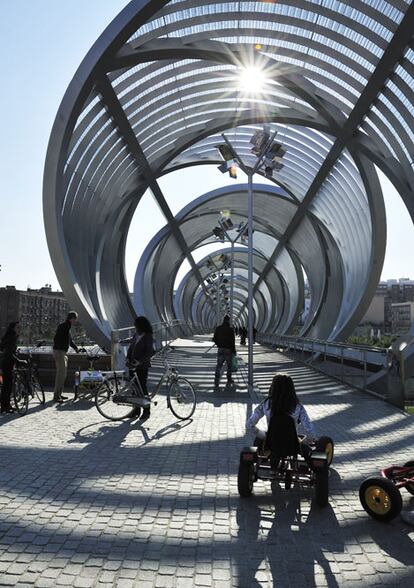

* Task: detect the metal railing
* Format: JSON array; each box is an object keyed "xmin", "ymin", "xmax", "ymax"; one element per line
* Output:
[
  {"xmin": 258, "ymin": 333, "xmax": 389, "ymax": 390},
  {"xmin": 259, "ymin": 333, "xmax": 388, "ymax": 366}
]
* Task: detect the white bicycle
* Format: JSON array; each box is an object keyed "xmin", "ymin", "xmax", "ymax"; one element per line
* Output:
[{"xmin": 94, "ymin": 345, "xmax": 196, "ymax": 421}]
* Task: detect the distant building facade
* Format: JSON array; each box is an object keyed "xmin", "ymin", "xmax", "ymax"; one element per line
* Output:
[
  {"xmin": 391, "ymin": 301, "xmax": 414, "ymax": 335},
  {"xmin": 0, "ymin": 285, "xmax": 70, "ymax": 343},
  {"xmin": 358, "ymin": 278, "xmax": 414, "ymax": 334}
]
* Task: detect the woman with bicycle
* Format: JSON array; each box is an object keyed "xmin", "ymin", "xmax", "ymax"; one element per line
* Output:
[
  {"xmin": 127, "ymin": 316, "xmax": 154, "ymax": 420},
  {"xmin": 0, "ymin": 321, "xmax": 20, "ymax": 414}
]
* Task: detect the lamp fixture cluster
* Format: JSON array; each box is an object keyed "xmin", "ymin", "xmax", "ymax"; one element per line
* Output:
[
  {"xmin": 250, "ymin": 127, "xmax": 286, "ymax": 178},
  {"xmin": 216, "ymin": 126, "xmax": 286, "ymax": 180}
]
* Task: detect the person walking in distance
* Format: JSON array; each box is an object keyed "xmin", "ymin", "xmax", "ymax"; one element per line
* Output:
[
  {"xmin": 52, "ymin": 311, "xmax": 81, "ymax": 403},
  {"xmin": 240, "ymin": 325, "xmax": 247, "ymax": 346},
  {"xmin": 0, "ymin": 321, "xmax": 21, "ymax": 414},
  {"xmin": 127, "ymin": 316, "xmax": 155, "ymax": 420},
  {"xmin": 213, "ymin": 315, "xmax": 236, "ymax": 389}
]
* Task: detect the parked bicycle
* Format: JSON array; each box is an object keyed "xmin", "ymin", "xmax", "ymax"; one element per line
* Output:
[
  {"xmin": 94, "ymin": 345, "xmax": 196, "ymax": 421},
  {"xmin": 13, "ymin": 342, "xmax": 46, "ymax": 415}
]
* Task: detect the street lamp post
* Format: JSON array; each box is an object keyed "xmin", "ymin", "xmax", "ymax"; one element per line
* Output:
[
  {"xmin": 247, "ymin": 171, "xmax": 254, "ymax": 389},
  {"xmin": 218, "ymin": 128, "xmax": 281, "ymax": 391},
  {"xmin": 206, "ymin": 256, "xmax": 230, "ymax": 326},
  {"xmin": 216, "ymin": 274, "xmax": 222, "ymax": 325},
  {"xmin": 230, "ymin": 239, "xmax": 235, "ymax": 325},
  {"xmin": 213, "ymin": 216, "xmax": 247, "ymax": 327}
]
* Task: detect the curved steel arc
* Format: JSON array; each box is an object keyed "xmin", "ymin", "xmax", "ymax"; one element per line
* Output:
[{"xmin": 43, "ymin": 1, "xmax": 413, "ymax": 347}]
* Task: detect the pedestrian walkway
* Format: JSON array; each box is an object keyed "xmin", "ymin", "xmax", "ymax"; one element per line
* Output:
[{"xmin": 0, "ymin": 337, "xmax": 413, "ymax": 587}]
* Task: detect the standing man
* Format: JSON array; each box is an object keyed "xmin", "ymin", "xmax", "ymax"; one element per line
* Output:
[
  {"xmin": 53, "ymin": 311, "xmax": 81, "ymax": 403},
  {"xmin": 213, "ymin": 315, "xmax": 236, "ymax": 389}
]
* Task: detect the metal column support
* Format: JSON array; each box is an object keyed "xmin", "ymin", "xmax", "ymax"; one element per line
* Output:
[
  {"xmin": 247, "ymin": 173, "xmax": 254, "ymax": 390},
  {"xmin": 230, "ymin": 240, "xmax": 235, "ymax": 326}
]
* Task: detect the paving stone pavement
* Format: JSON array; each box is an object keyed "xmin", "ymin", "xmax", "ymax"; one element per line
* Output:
[{"xmin": 0, "ymin": 337, "xmax": 413, "ymax": 587}]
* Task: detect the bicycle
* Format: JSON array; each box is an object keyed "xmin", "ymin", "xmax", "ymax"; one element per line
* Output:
[
  {"xmin": 13, "ymin": 342, "xmax": 46, "ymax": 414},
  {"xmin": 94, "ymin": 345, "xmax": 196, "ymax": 421}
]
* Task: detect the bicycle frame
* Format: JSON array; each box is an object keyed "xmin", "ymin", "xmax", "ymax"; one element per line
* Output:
[
  {"xmin": 15, "ymin": 343, "xmax": 44, "ymax": 391},
  {"xmin": 95, "ymin": 344, "xmax": 196, "ymax": 421},
  {"xmin": 151, "ymin": 347, "xmax": 180, "ymax": 397},
  {"xmin": 107, "ymin": 345, "xmax": 178, "ymax": 400},
  {"xmin": 14, "ymin": 363, "xmax": 33, "ymax": 397}
]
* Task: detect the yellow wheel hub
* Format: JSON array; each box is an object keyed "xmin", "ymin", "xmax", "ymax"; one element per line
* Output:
[
  {"xmin": 325, "ymin": 443, "xmax": 333, "ymax": 464},
  {"xmin": 365, "ymin": 486, "xmax": 391, "ymax": 515}
]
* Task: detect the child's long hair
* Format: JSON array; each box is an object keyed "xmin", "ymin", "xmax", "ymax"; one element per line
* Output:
[{"xmin": 268, "ymin": 373, "xmax": 299, "ymax": 414}]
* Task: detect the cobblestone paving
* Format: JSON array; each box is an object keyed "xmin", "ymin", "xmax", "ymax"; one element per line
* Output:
[{"xmin": 0, "ymin": 338, "xmax": 413, "ymax": 587}]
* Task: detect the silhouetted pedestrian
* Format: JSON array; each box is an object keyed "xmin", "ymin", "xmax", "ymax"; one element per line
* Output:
[
  {"xmin": 213, "ymin": 315, "xmax": 235, "ymax": 388},
  {"xmin": 0, "ymin": 321, "xmax": 20, "ymax": 414},
  {"xmin": 127, "ymin": 316, "xmax": 154, "ymax": 420},
  {"xmin": 52, "ymin": 311, "xmax": 81, "ymax": 403},
  {"xmin": 253, "ymin": 327, "xmax": 257, "ymax": 343},
  {"xmin": 240, "ymin": 326, "xmax": 247, "ymax": 346}
]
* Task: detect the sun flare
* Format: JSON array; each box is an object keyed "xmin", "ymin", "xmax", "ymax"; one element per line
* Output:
[{"xmin": 238, "ymin": 66, "xmax": 267, "ymax": 93}]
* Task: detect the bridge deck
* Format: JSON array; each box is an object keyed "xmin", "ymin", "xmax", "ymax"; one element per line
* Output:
[{"xmin": 0, "ymin": 336, "xmax": 413, "ymax": 587}]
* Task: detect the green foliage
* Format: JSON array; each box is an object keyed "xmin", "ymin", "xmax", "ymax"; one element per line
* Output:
[{"xmin": 345, "ymin": 334, "xmax": 395, "ymax": 349}]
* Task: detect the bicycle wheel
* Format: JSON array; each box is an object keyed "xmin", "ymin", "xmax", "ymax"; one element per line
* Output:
[
  {"xmin": 32, "ymin": 374, "xmax": 45, "ymax": 404},
  {"xmin": 167, "ymin": 377, "xmax": 196, "ymax": 420},
  {"xmin": 13, "ymin": 376, "xmax": 29, "ymax": 415},
  {"xmin": 94, "ymin": 376, "xmax": 138, "ymax": 421}
]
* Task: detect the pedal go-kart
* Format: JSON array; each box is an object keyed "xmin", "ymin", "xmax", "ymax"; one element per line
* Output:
[
  {"xmin": 237, "ymin": 435, "xmax": 334, "ymax": 507},
  {"xmin": 74, "ymin": 350, "xmax": 104, "ymax": 400},
  {"xmin": 359, "ymin": 461, "xmax": 414, "ymax": 522}
]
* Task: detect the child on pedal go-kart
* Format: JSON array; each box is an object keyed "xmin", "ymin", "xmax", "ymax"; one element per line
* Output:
[{"xmin": 246, "ymin": 373, "xmax": 317, "ymax": 460}]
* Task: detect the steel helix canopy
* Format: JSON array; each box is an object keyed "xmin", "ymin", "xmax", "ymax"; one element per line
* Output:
[{"xmin": 44, "ymin": 0, "xmax": 414, "ymax": 348}]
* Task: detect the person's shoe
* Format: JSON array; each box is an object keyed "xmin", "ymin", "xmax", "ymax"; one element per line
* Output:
[
  {"xmin": 227, "ymin": 379, "xmax": 234, "ymax": 384},
  {"xmin": 140, "ymin": 408, "xmax": 151, "ymax": 421},
  {"xmin": 53, "ymin": 398, "xmax": 64, "ymax": 404},
  {"xmin": 60, "ymin": 395, "xmax": 68, "ymax": 401}
]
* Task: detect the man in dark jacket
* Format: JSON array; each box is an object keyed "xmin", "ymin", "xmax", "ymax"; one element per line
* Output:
[
  {"xmin": 52, "ymin": 311, "xmax": 80, "ymax": 403},
  {"xmin": 213, "ymin": 315, "xmax": 236, "ymax": 389}
]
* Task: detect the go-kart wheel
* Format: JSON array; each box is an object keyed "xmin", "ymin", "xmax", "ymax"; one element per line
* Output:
[
  {"xmin": 238, "ymin": 462, "xmax": 254, "ymax": 497},
  {"xmin": 359, "ymin": 477, "xmax": 402, "ymax": 522},
  {"xmin": 316, "ymin": 436, "xmax": 334, "ymax": 466},
  {"xmin": 315, "ymin": 466, "xmax": 329, "ymax": 507},
  {"xmin": 403, "ymin": 461, "xmax": 414, "ymax": 495}
]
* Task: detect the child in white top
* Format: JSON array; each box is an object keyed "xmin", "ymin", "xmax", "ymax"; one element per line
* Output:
[{"xmin": 246, "ymin": 373, "xmax": 316, "ymax": 444}]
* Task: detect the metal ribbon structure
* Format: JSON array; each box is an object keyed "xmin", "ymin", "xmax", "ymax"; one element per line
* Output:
[{"xmin": 44, "ymin": 0, "xmax": 414, "ymax": 348}]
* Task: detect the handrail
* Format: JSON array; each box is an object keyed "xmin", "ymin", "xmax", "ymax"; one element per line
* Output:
[{"xmin": 259, "ymin": 333, "xmax": 389, "ymax": 369}]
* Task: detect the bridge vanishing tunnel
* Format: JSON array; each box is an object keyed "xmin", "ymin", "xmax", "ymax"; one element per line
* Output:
[{"xmin": 43, "ymin": 0, "xmax": 414, "ymax": 349}]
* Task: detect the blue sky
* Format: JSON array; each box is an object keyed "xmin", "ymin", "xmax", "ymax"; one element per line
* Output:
[{"xmin": 1, "ymin": 0, "xmax": 413, "ymax": 292}]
